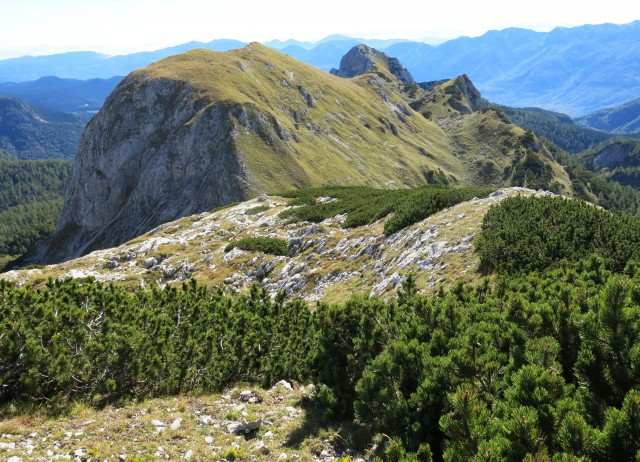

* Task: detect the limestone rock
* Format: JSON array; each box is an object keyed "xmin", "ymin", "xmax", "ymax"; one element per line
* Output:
[{"xmin": 330, "ymin": 44, "xmax": 415, "ymax": 85}]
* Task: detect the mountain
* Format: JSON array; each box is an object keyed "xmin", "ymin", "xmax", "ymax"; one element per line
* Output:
[
  {"xmin": 26, "ymin": 44, "xmax": 569, "ymax": 265},
  {"xmin": 493, "ymin": 105, "xmax": 618, "ymax": 153},
  {"xmin": 577, "ymin": 140, "xmax": 640, "ymax": 188},
  {"xmin": 2, "ymin": 22, "xmax": 638, "ymax": 116},
  {"xmin": 330, "ymin": 44, "xmax": 414, "ymax": 84},
  {"xmin": 275, "ymin": 22, "xmax": 640, "ymax": 116},
  {"xmin": 264, "ymin": 35, "xmax": 410, "ymax": 50},
  {"xmin": 0, "ymin": 39, "xmax": 247, "ymax": 82},
  {"xmin": 385, "ymin": 21, "xmax": 640, "ymax": 116},
  {"xmin": 0, "ymin": 76, "xmax": 121, "ymax": 115},
  {"xmin": 576, "ymin": 97, "xmax": 640, "ymax": 134},
  {"xmin": 0, "ymin": 96, "xmax": 86, "ymax": 159}
]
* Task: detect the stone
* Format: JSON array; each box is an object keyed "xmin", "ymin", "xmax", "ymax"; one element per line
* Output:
[
  {"xmin": 144, "ymin": 257, "xmax": 158, "ymax": 269},
  {"xmin": 331, "ymin": 44, "xmax": 415, "ymax": 84},
  {"xmin": 199, "ymin": 415, "xmax": 214, "ymax": 425},
  {"xmin": 228, "ymin": 419, "xmax": 262, "ymax": 434},
  {"xmin": 170, "ymin": 418, "xmax": 182, "ymax": 430},
  {"xmin": 205, "ymin": 436, "xmax": 214, "ymax": 444},
  {"xmin": 278, "ymin": 453, "xmax": 288, "ymax": 460},
  {"xmin": 183, "ymin": 449, "xmax": 193, "ymax": 460},
  {"xmin": 272, "ymin": 379, "xmax": 293, "ymax": 390},
  {"xmin": 254, "ymin": 440, "xmax": 271, "ymax": 455}
]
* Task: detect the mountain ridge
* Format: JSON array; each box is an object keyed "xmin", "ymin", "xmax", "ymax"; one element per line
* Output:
[
  {"xmin": 4, "ymin": 187, "xmax": 545, "ymax": 301},
  {"xmin": 25, "ymin": 43, "xmax": 569, "ymax": 265}
]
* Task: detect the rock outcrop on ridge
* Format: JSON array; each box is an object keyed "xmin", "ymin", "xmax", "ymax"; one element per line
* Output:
[{"xmin": 330, "ymin": 44, "xmax": 415, "ymax": 84}]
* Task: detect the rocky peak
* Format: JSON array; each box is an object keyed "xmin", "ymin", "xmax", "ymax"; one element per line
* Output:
[
  {"xmin": 454, "ymin": 74, "xmax": 485, "ymax": 112},
  {"xmin": 330, "ymin": 44, "xmax": 415, "ymax": 85}
]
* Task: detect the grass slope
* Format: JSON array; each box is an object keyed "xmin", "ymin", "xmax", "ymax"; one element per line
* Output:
[
  {"xmin": 133, "ymin": 45, "xmax": 572, "ymax": 196},
  {"xmin": 134, "ymin": 44, "xmax": 459, "ymax": 194}
]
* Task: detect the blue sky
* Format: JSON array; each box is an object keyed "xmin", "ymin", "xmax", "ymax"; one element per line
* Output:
[{"xmin": 1, "ymin": 0, "xmax": 639, "ymax": 59}]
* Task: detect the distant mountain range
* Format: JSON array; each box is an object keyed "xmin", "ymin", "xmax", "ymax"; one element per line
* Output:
[
  {"xmin": 0, "ymin": 76, "xmax": 121, "ymax": 115},
  {"xmin": 0, "ymin": 22, "xmax": 639, "ymax": 115}
]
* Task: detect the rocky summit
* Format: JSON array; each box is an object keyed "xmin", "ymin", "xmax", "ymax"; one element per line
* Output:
[
  {"xmin": 27, "ymin": 43, "xmax": 570, "ymax": 265},
  {"xmin": 330, "ymin": 44, "xmax": 415, "ymax": 84}
]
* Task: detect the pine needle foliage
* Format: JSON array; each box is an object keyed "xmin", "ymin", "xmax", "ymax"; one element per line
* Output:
[{"xmin": 279, "ymin": 185, "xmax": 494, "ymax": 234}]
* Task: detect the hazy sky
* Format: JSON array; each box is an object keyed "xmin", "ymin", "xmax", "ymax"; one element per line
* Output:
[{"xmin": 1, "ymin": 0, "xmax": 639, "ymax": 59}]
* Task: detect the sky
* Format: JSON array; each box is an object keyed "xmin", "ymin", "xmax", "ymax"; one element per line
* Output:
[{"xmin": 0, "ymin": 0, "xmax": 639, "ymax": 59}]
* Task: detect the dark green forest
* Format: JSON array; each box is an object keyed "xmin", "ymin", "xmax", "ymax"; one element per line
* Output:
[
  {"xmin": 491, "ymin": 104, "xmax": 625, "ymax": 154},
  {"xmin": 0, "ymin": 159, "xmax": 71, "ymax": 257},
  {"xmin": 2, "ymin": 195, "xmax": 640, "ymax": 461},
  {"xmin": 0, "ymin": 96, "xmax": 84, "ymax": 160}
]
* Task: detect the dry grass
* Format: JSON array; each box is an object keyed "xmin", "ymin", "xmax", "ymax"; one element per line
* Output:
[{"xmin": 0, "ymin": 384, "xmax": 358, "ymax": 461}]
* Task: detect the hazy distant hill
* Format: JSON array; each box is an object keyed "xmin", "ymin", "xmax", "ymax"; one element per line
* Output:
[
  {"xmin": 0, "ymin": 39, "xmax": 247, "ymax": 82},
  {"xmin": 576, "ymin": 97, "xmax": 640, "ymax": 134},
  {"xmin": 2, "ymin": 22, "xmax": 639, "ymax": 116},
  {"xmin": 385, "ymin": 22, "xmax": 640, "ymax": 116},
  {"xmin": 0, "ymin": 76, "xmax": 121, "ymax": 115},
  {"xmin": 278, "ymin": 22, "xmax": 640, "ymax": 116},
  {"xmin": 0, "ymin": 96, "xmax": 85, "ymax": 160}
]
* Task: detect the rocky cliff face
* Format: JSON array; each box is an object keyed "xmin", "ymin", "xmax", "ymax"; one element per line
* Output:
[
  {"xmin": 32, "ymin": 75, "xmax": 248, "ymax": 263},
  {"xmin": 330, "ymin": 44, "xmax": 415, "ymax": 84}
]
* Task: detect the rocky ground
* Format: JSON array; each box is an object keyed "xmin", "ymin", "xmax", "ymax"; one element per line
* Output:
[
  {"xmin": 3, "ymin": 188, "xmax": 548, "ymax": 301},
  {"xmin": 0, "ymin": 381, "xmax": 367, "ymax": 461}
]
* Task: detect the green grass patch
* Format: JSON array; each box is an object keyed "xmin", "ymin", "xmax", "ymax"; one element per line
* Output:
[
  {"xmin": 279, "ymin": 185, "xmax": 494, "ymax": 234},
  {"xmin": 245, "ymin": 204, "xmax": 270, "ymax": 215},
  {"xmin": 224, "ymin": 237, "xmax": 289, "ymax": 256}
]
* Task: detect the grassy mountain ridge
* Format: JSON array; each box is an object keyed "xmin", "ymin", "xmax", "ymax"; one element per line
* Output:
[
  {"xmin": 115, "ymin": 44, "xmax": 461, "ymax": 192},
  {"xmin": 3, "ymin": 186, "xmax": 537, "ymax": 301}
]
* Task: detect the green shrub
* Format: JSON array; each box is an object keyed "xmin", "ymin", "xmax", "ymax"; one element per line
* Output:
[
  {"xmin": 279, "ymin": 185, "xmax": 493, "ymax": 235},
  {"xmin": 476, "ymin": 195, "xmax": 640, "ymax": 274},
  {"xmin": 245, "ymin": 204, "xmax": 269, "ymax": 215},
  {"xmin": 224, "ymin": 237, "xmax": 289, "ymax": 256}
]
